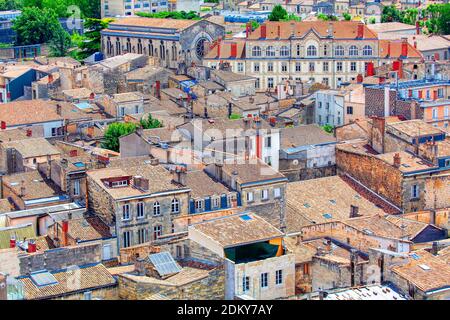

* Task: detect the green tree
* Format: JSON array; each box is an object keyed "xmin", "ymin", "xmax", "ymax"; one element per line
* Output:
[
  {"xmin": 140, "ymin": 114, "xmax": 162, "ymax": 129},
  {"xmin": 71, "ymin": 17, "xmax": 113, "ymax": 60},
  {"xmin": 369, "ymin": 17, "xmax": 376, "ymax": 24},
  {"xmin": 282, "ymin": 13, "xmax": 301, "ymax": 21},
  {"xmin": 381, "ymin": 5, "xmax": 403, "ymax": 23},
  {"xmin": 423, "ymin": 4, "xmax": 450, "ymax": 34},
  {"xmin": 0, "ymin": 0, "xmax": 21, "ymax": 11},
  {"xmin": 49, "ymin": 26, "xmax": 72, "ymax": 56},
  {"xmin": 321, "ymin": 124, "xmax": 334, "ymax": 134},
  {"xmin": 12, "ymin": 7, "xmax": 61, "ymax": 45},
  {"xmin": 343, "ymin": 12, "xmax": 351, "ymax": 21},
  {"xmin": 102, "ymin": 122, "xmax": 137, "ymax": 152},
  {"xmin": 268, "ymin": 5, "xmax": 287, "ymax": 21},
  {"xmin": 317, "ymin": 13, "xmax": 338, "ymax": 21}
]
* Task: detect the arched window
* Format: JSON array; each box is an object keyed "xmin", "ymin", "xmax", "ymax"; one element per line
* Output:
[
  {"xmin": 349, "ymin": 45, "xmax": 358, "ymax": 56},
  {"xmin": 137, "ymin": 39, "xmax": 143, "ymax": 54},
  {"xmin": 172, "ymin": 42, "xmax": 177, "ymax": 61},
  {"xmin": 266, "ymin": 46, "xmax": 275, "ymax": 57},
  {"xmin": 296, "ymin": 44, "xmax": 301, "ymax": 56},
  {"xmin": 306, "ymin": 45, "xmax": 317, "ymax": 57},
  {"xmin": 153, "ymin": 201, "xmax": 160, "ymax": 216},
  {"xmin": 280, "ymin": 45, "xmax": 289, "ymax": 57},
  {"xmin": 116, "ymin": 38, "xmax": 121, "ymax": 55},
  {"xmin": 335, "ymin": 45, "xmax": 344, "ymax": 56},
  {"xmin": 323, "ymin": 44, "xmax": 328, "ymax": 56},
  {"xmin": 160, "ymin": 41, "xmax": 165, "ymax": 59},
  {"xmin": 148, "ymin": 40, "xmax": 154, "ymax": 56},
  {"xmin": 363, "ymin": 45, "xmax": 373, "ymax": 56},
  {"xmin": 126, "ymin": 38, "xmax": 131, "ymax": 53},
  {"xmin": 252, "ymin": 46, "xmax": 261, "ymax": 57},
  {"xmin": 171, "ymin": 198, "xmax": 180, "ymax": 213},
  {"xmin": 106, "ymin": 37, "xmax": 112, "ymax": 55}
]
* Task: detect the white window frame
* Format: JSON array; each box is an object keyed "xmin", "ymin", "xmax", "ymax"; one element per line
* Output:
[
  {"xmin": 260, "ymin": 272, "xmax": 268, "ymax": 288},
  {"xmin": 275, "ymin": 269, "xmax": 283, "ymax": 285},
  {"xmin": 274, "ymin": 188, "xmax": 281, "ymax": 199},
  {"xmin": 122, "ymin": 204, "xmax": 130, "ymax": 220},
  {"xmin": 72, "ymin": 179, "xmax": 81, "ymax": 196},
  {"xmin": 261, "ymin": 189, "xmax": 269, "ymax": 200},
  {"xmin": 171, "ymin": 198, "xmax": 180, "ymax": 213},
  {"xmin": 246, "ymin": 191, "xmax": 254, "ymax": 202},
  {"xmin": 137, "ymin": 202, "xmax": 145, "ymax": 219}
]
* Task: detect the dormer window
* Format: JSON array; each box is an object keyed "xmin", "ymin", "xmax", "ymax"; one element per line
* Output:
[
  {"xmin": 101, "ymin": 176, "xmax": 132, "ymax": 188},
  {"xmin": 112, "ymin": 180, "xmax": 128, "ymax": 187}
]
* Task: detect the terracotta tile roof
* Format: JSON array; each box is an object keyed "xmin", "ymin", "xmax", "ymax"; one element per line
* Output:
[
  {"xmin": 113, "ymin": 92, "xmax": 144, "ymax": 103},
  {"xmin": 87, "ymin": 164, "xmax": 187, "ymax": 200},
  {"xmin": 204, "ymin": 41, "xmax": 246, "ymax": 60},
  {"xmin": 221, "ymin": 159, "xmax": 287, "ymax": 185},
  {"xmin": 184, "ymin": 170, "xmax": 230, "ymax": 198},
  {"xmin": 302, "ymin": 238, "xmax": 368, "ymax": 266},
  {"xmin": 280, "ymin": 124, "xmax": 336, "ymax": 150},
  {"xmin": 0, "ymin": 100, "xmax": 63, "ymax": 126},
  {"xmin": 3, "ymin": 138, "xmax": 60, "ymax": 159},
  {"xmin": 109, "ymin": 17, "xmax": 199, "ymax": 31},
  {"xmin": 18, "ymin": 263, "xmax": 116, "ymax": 300},
  {"xmin": 62, "ymin": 216, "xmax": 112, "ymax": 242},
  {"xmin": 379, "ymin": 40, "xmax": 422, "ymax": 59},
  {"xmin": 375, "ymin": 151, "xmax": 435, "ymax": 173},
  {"xmin": 387, "ymin": 119, "xmax": 446, "ymax": 138},
  {"xmin": 385, "ymin": 215, "xmax": 432, "ymax": 239},
  {"xmin": 247, "ymin": 21, "xmax": 378, "ymax": 40},
  {"xmin": 391, "ymin": 249, "xmax": 450, "ymax": 293},
  {"xmin": 2, "ymin": 171, "xmax": 65, "ymax": 201},
  {"xmin": 0, "ymin": 198, "xmax": 12, "ymax": 213},
  {"xmin": 286, "ymin": 176, "xmax": 386, "ymax": 229},
  {"xmin": 367, "ymin": 22, "xmax": 416, "ymax": 34},
  {"xmin": 345, "ymin": 214, "xmax": 405, "ymax": 239},
  {"xmin": 190, "ymin": 212, "xmax": 283, "ymax": 248},
  {"xmin": 62, "ymin": 88, "xmax": 94, "ymax": 100},
  {"xmin": 0, "ymin": 128, "xmax": 36, "ymax": 142},
  {"xmin": 438, "ymin": 246, "xmax": 450, "ymax": 264}
]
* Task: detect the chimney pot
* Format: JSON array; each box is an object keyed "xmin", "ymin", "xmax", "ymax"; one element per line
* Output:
[
  {"xmin": 260, "ymin": 24, "xmax": 267, "ymax": 39},
  {"xmin": 393, "ymin": 153, "xmax": 401, "ymax": 168}
]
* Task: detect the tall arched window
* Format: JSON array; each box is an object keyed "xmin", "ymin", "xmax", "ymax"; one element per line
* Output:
[
  {"xmin": 363, "ymin": 45, "xmax": 373, "ymax": 56},
  {"xmin": 266, "ymin": 46, "xmax": 275, "ymax": 57},
  {"xmin": 160, "ymin": 41, "xmax": 165, "ymax": 60},
  {"xmin": 280, "ymin": 45, "xmax": 289, "ymax": 57},
  {"xmin": 116, "ymin": 38, "xmax": 121, "ymax": 55},
  {"xmin": 172, "ymin": 42, "xmax": 177, "ymax": 61},
  {"xmin": 296, "ymin": 44, "xmax": 301, "ymax": 56},
  {"xmin": 306, "ymin": 45, "xmax": 317, "ymax": 57},
  {"xmin": 252, "ymin": 46, "xmax": 261, "ymax": 57},
  {"xmin": 106, "ymin": 37, "xmax": 112, "ymax": 55},
  {"xmin": 335, "ymin": 45, "xmax": 344, "ymax": 56},
  {"xmin": 137, "ymin": 39, "xmax": 143, "ymax": 54},
  {"xmin": 349, "ymin": 45, "xmax": 358, "ymax": 56},
  {"xmin": 126, "ymin": 38, "xmax": 131, "ymax": 53},
  {"xmin": 148, "ymin": 40, "xmax": 154, "ymax": 56},
  {"xmin": 153, "ymin": 201, "xmax": 160, "ymax": 216},
  {"xmin": 171, "ymin": 198, "xmax": 180, "ymax": 213}
]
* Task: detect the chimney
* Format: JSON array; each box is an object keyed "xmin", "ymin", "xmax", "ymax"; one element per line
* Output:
[
  {"xmin": 89, "ymin": 92, "xmax": 95, "ymax": 100},
  {"xmin": 325, "ymin": 239, "xmax": 332, "ymax": 252},
  {"xmin": 172, "ymin": 166, "xmax": 187, "ymax": 186},
  {"xmin": 26, "ymin": 129, "xmax": 32, "ymax": 137},
  {"xmin": 393, "ymin": 153, "xmax": 401, "ymax": 168},
  {"xmin": 243, "ymin": 117, "xmax": 252, "ymax": 130},
  {"xmin": 350, "ymin": 205, "xmax": 360, "ymax": 218},
  {"xmin": 9, "ymin": 237, "xmax": 16, "ymax": 248},
  {"xmin": 48, "ymin": 73, "xmax": 54, "ymax": 84},
  {"xmin": 20, "ymin": 180, "xmax": 26, "ymax": 197},
  {"xmin": 277, "ymin": 25, "xmax": 281, "ymax": 38},
  {"xmin": 260, "ymin": 24, "xmax": 267, "ymax": 39},
  {"xmin": 1, "ymin": 121, "xmax": 6, "ymax": 130},
  {"xmin": 56, "ymin": 104, "xmax": 62, "ymax": 116},
  {"xmin": 290, "ymin": 22, "xmax": 295, "ymax": 38},
  {"xmin": 431, "ymin": 241, "xmax": 439, "ymax": 255},
  {"xmin": 62, "ymin": 220, "xmax": 69, "ymax": 247},
  {"xmin": 387, "ymin": 42, "xmax": 391, "ymax": 57},
  {"xmin": 357, "ymin": 23, "xmax": 364, "ymax": 39},
  {"xmin": 217, "ymin": 42, "xmax": 221, "ymax": 58},
  {"xmin": 230, "ymin": 42, "xmax": 237, "ymax": 58},
  {"xmin": 246, "ymin": 22, "xmax": 251, "ymax": 38},
  {"xmin": 155, "ymin": 81, "xmax": 161, "ymax": 100},
  {"xmin": 366, "ymin": 62, "xmax": 374, "ymax": 76},
  {"xmin": 356, "ymin": 74, "xmax": 363, "ymax": 83},
  {"xmin": 378, "ymin": 76, "xmax": 386, "ymax": 85},
  {"xmin": 27, "ymin": 239, "xmax": 36, "ymax": 253},
  {"xmin": 328, "ymin": 22, "xmax": 333, "ymax": 37},
  {"xmin": 415, "ymin": 21, "xmax": 420, "ymax": 35},
  {"xmin": 401, "ymin": 38, "xmax": 408, "ymax": 57}
]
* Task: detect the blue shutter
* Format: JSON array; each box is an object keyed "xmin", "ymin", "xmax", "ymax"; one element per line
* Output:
[
  {"xmin": 237, "ymin": 192, "xmax": 242, "ymax": 207},
  {"xmin": 189, "ymin": 199, "xmax": 195, "ymax": 214},
  {"xmin": 205, "ymin": 197, "xmax": 212, "ymax": 212},
  {"xmin": 221, "ymin": 195, "xmax": 227, "ymax": 209}
]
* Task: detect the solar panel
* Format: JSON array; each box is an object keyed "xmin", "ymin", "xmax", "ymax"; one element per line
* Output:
[
  {"xmin": 148, "ymin": 252, "xmax": 181, "ymax": 277},
  {"xmin": 30, "ymin": 271, "xmax": 58, "ymax": 287}
]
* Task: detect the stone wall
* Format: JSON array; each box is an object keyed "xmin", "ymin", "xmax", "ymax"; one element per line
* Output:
[
  {"xmin": 118, "ymin": 266, "xmax": 225, "ymax": 300},
  {"xmin": 18, "ymin": 242, "xmax": 102, "ymax": 275}
]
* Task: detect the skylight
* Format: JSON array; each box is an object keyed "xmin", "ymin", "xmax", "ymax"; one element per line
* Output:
[
  {"xmin": 304, "ymin": 203, "xmax": 311, "ymax": 208},
  {"xmin": 240, "ymin": 214, "xmax": 252, "ymax": 221},
  {"xmin": 30, "ymin": 271, "xmax": 58, "ymax": 287},
  {"xmin": 411, "ymin": 253, "xmax": 420, "ymax": 260},
  {"xmin": 323, "ymin": 213, "xmax": 332, "ymax": 219},
  {"xmin": 418, "ymin": 264, "xmax": 431, "ymax": 271}
]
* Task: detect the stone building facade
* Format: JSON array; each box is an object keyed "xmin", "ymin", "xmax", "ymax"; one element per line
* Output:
[
  {"xmin": 101, "ymin": 17, "xmax": 225, "ymax": 71},
  {"xmin": 204, "ymin": 21, "xmax": 421, "ymax": 91}
]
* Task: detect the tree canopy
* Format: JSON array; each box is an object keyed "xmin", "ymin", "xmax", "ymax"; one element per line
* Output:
[
  {"xmin": 12, "ymin": 7, "xmax": 61, "ymax": 45},
  {"xmin": 102, "ymin": 122, "xmax": 138, "ymax": 152},
  {"xmin": 140, "ymin": 114, "xmax": 163, "ymax": 129},
  {"xmin": 71, "ymin": 18, "xmax": 113, "ymax": 60},
  {"xmin": 136, "ymin": 11, "xmax": 200, "ymax": 20},
  {"xmin": 48, "ymin": 24, "xmax": 72, "ymax": 56},
  {"xmin": 268, "ymin": 5, "xmax": 287, "ymax": 21}
]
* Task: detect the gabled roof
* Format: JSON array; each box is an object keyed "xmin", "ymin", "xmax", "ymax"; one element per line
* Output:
[
  {"xmin": 107, "ymin": 17, "xmax": 199, "ymax": 31},
  {"xmin": 247, "ymin": 21, "xmax": 377, "ymax": 40}
]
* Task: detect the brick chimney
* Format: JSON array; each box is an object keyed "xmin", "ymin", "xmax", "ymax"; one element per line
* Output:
[
  {"xmin": 357, "ymin": 23, "xmax": 364, "ymax": 39},
  {"xmin": 56, "ymin": 104, "xmax": 62, "ymax": 116},
  {"xmin": 246, "ymin": 22, "xmax": 252, "ymax": 38},
  {"xmin": 366, "ymin": 62, "xmax": 374, "ymax": 76},
  {"xmin": 9, "ymin": 237, "xmax": 16, "ymax": 248},
  {"xmin": 217, "ymin": 42, "xmax": 221, "ymax": 58},
  {"xmin": 356, "ymin": 74, "xmax": 363, "ymax": 83},
  {"xmin": 401, "ymin": 38, "xmax": 408, "ymax": 57},
  {"xmin": 277, "ymin": 25, "xmax": 281, "ymax": 38},
  {"xmin": 260, "ymin": 24, "xmax": 267, "ymax": 39},
  {"xmin": 1, "ymin": 121, "xmax": 6, "ymax": 130},
  {"xmin": 387, "ymin": 42, "xmax": 391, "ymax": 57},
  {"xmin": 27, "ymin": 239, "xmax": 36, "ymax": 253},
  {"xmin": 393, "ymin": 153, "xmax": 401, "ymax": 168},
  {"xmin": 26, "ymin": 129, "xmax": 32, "ymax": 137},
  {"xmin": 48, "ymin": 73, "xmax": 54, "ymax": 84},
  {"xmin": 172, "ymin": 166, "xmax": 187, "ymax": 186},
  {"xmin": 431, "ymin": 241, "xmax": 439, "ymax": 255},
  {"xmin": 62, "ymin": 220, "xmax": 69, "ymax": 247},
  {"xmin": 415, "ymin": 21, "xmax": 420, "ymax": 35},
  {"xmin": 230, "ymin": 42, "xmax": 237, "ymax": 58}
]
